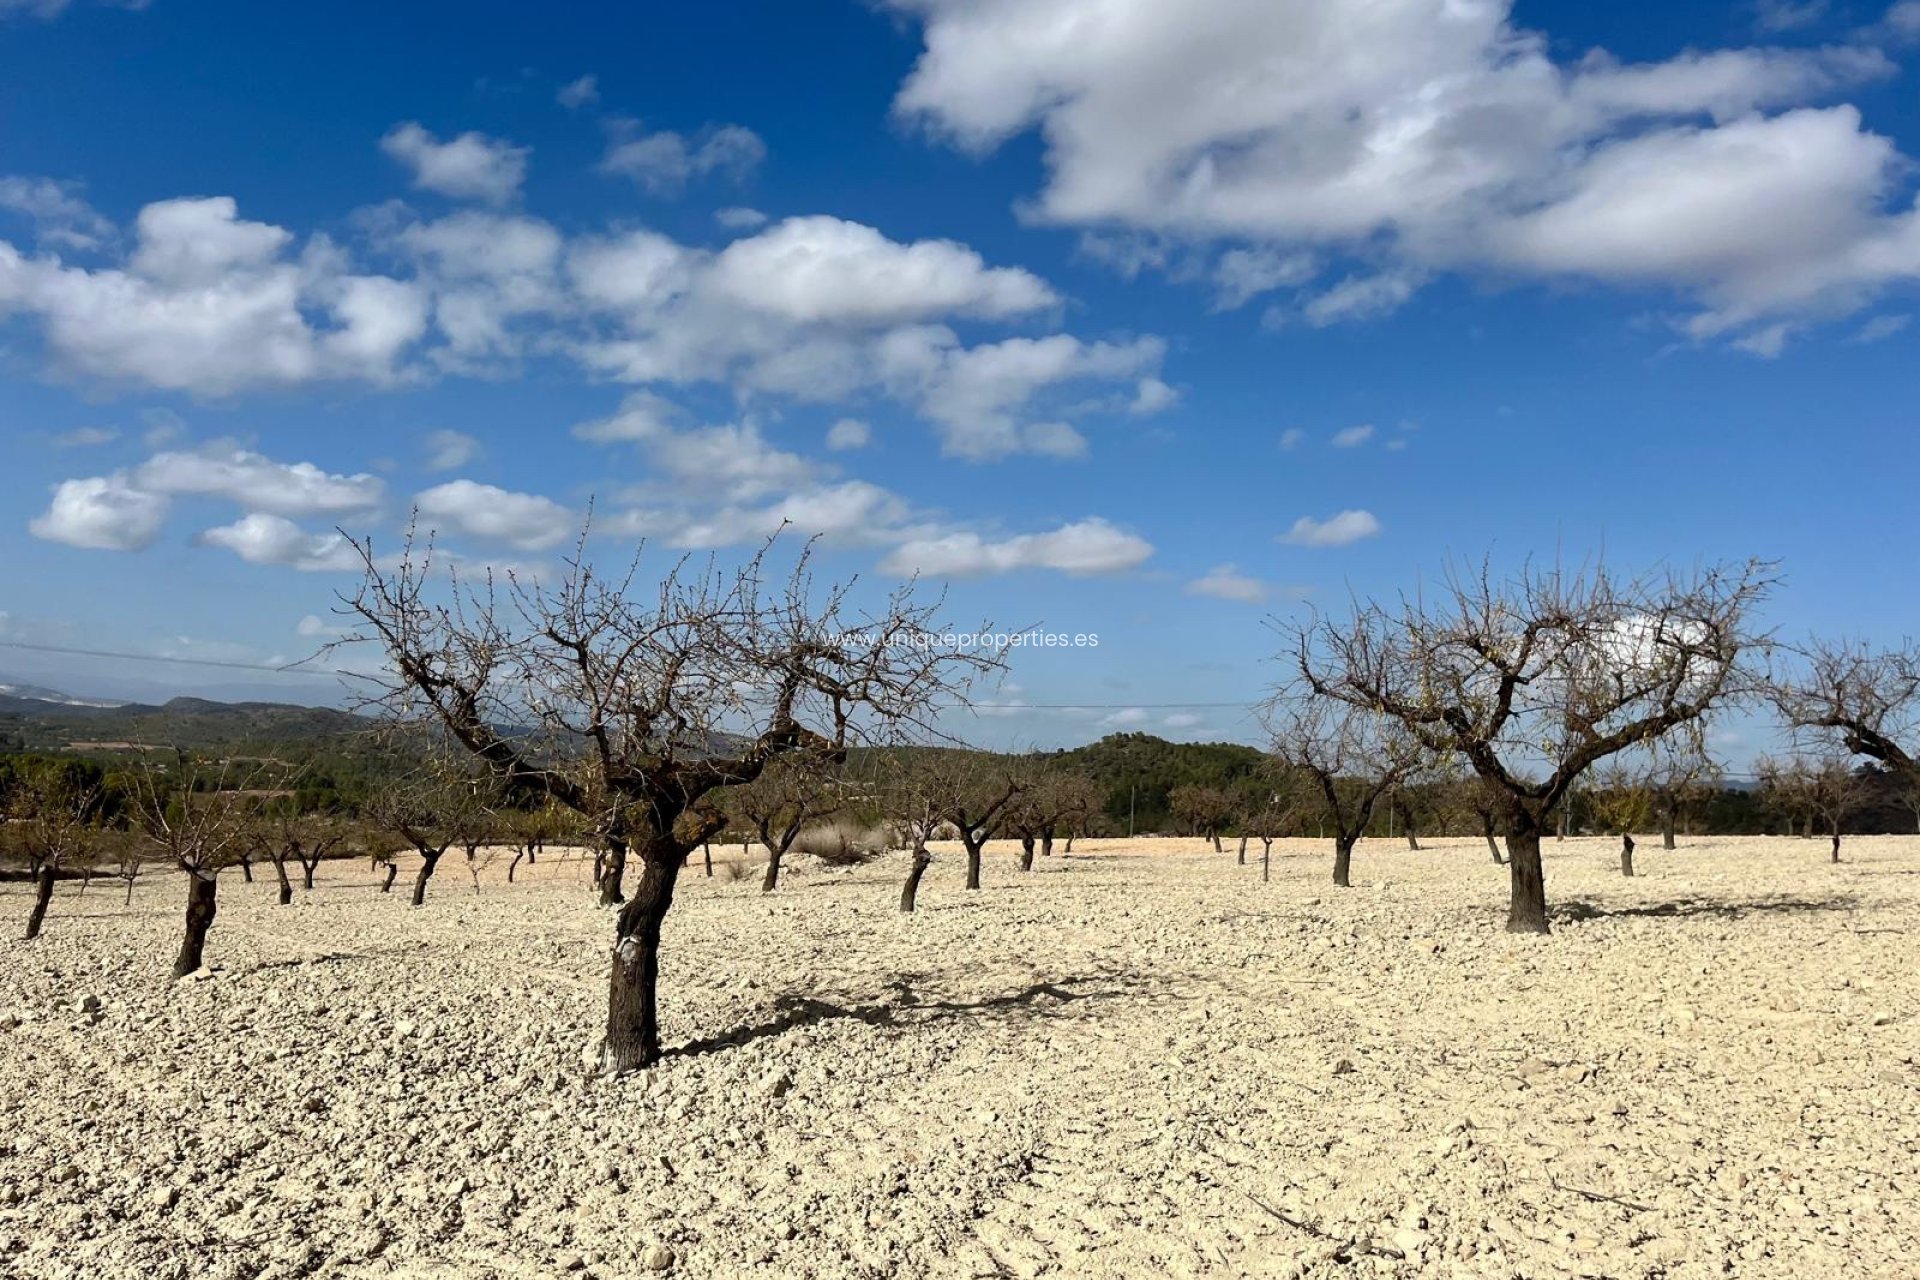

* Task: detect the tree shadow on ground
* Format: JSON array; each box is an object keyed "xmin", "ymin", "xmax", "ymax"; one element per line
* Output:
[
  {"xmin": 667, "ymin": 968, "xmax": 1146, "ymax": 1060},
  {"xmin": 1553, "ymin": 893, "xmax": 1863, "ymax": 923}
]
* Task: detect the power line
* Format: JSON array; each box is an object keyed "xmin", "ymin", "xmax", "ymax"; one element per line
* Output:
[{"xmin": 0, "ymin": 639, "xmax": 338, "ymax": 677}]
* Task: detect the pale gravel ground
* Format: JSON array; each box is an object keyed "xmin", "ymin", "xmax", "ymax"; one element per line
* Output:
[{"xmin": 1, "ymin": 834, "xmax": 1917, "ymax": 1280}]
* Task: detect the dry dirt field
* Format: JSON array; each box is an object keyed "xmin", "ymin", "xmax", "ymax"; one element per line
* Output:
[{"xmin": 1, "ymin": 834, "xmax": 1917, "ymax": 1280}]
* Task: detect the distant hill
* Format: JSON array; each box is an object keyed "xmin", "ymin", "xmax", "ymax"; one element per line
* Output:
[{"xmin": 0, "ymin": 687, "xmax": 374, "ymax": 752}]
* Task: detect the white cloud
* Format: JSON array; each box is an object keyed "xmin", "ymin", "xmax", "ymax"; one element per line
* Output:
[
  {"xmin": 422, "ymin": 428, "xmax": 480, "ymax": 470},
  {"xmin": 135, "ymin": 444, "xmax": 385, "ymax": 516},
  {"xmin": 0, "ymin": 196, "xmax": 428, "ymax": 392},
  {"xmin": 414, "ymin": 479, "xmax": 575, "ymax": 550},
  {"xmin": 296, "ymin": 613, "xmax": 348, "ymax": 638},
  {"xmin": 1214, "ymin": 246, "xmax": 1316, "ymax": 309},
  {"xmin": 1130, "ymin": 377, "xmax": 1177, "ymax": 414},
  {"xmin": 28, "ymin": 474, "xmax": 169, "ymax": 551},
  {"xmin": 556, "ymin": 75, "xmax": 599, "ymax": 110},
  {"xmin": 890, "ymin": 0, "xmax": 1916, "ymax": 344},
  {"xmin": 380, "ymin": 123, "xmax": 528, "ymax": 205},
  {"xmin": 617, "ymin": 478, "xmax": 922, "ymax": 551},
  {"xmin": 1279, "ymin": 509, "xmax": 1382, "ymax": 548},
  {"xmin": 880, "ymin": 516, "xmax": 1152, "ymax": 577},
  {"xmin": 199, "ymin": 513, "xmax": 359, "ymax": 571},
  {"xmin": 1187, "ymin": 564, "xmax": 1267, "ymax": 603},
  {"xmin": 1278, "ymin": 428, "xmax": 1305, "ymax": 451},
  {"xmin": 715, "ymin": 206, "xmax": 769, "ymax": 229},
  {"xmin": 0, "ymin": 175, "xmax": 114, "ymax": 249},
  {"xmin": 1330, "ymin": 424, "xmax": 1374, "ymax": 448},
  {"xmin": 1852, "ymin": 314, "xmax": 1909, "ymax": 342},
  {"xmin": 1099, "ymin": 707, "xmax": 1150, "ymax": 729},
  {"xmin": 571, "ymin": 389, "xmax": 682, "ymax": 444},
  {"xmin": 706, "ymin": 215, "xmax": 1056, "ymax": 324},
  {"xmin": 912, "ymin": 333, "xmax": 1163, "ymax": 459},
  {"xmin": 599, "ymin": 120, "xmax": 765, "ymax": 195},
  {"xmin": 50, "ymin": 426, "xmax": 117, "ymax": 447},
  {"xmin": 826, "ymin": 417, "xmax": 871, "ymax": 450},
  {"xmin": 0, "ymin": 191, "xmax": 1157, "ymax": 455},
  {"xmin": 1164, "ymin": 712, "xmax": 1204, "ymax": 729}
]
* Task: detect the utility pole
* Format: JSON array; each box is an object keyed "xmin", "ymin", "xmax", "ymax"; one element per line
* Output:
[{"xmin": 1128, "ymin": 784, "xmax": 1136, "ymax": 838}]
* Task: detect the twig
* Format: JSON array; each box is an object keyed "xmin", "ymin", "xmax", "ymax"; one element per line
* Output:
[
  {"xmin": 1544, "ymin": 1175, "xmax": 1655, "ymax": 1213},
  {"xmin": 1237, "ymin": 1189, "xmax": 1405, "ymax": 1261}
]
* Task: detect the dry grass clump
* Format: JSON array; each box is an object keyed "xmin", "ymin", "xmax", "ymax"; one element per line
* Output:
[{"xmin": 792, "ymin": 818, "xmax": 891, "ymax": 866}]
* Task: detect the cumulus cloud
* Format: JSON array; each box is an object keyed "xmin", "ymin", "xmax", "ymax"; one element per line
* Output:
[
  {"xmin": 880, "ymin": 516, "xmax": 1152, "ymax": 577},
  {"xmin": 599, "ymin": 120, "xmax": 765, "ymax": 195},
  {"xmin": 826, "ymin": 417, "xmax": 871, "ymax": 450},
  {"xmin": 0, "ymin": 191, "xmax": 1157, "ymax": 454},
  {"xmin": 380, "ymin": 123, "xmax": 528, "ymax": 205},
  {"xmin": 422, "ymin": 428, "xmax": 480, "ymax": 470},
  {"xmin": 889, "ymin": 0, "xmax": 1918, "ymax": 345},
  {"xmin": 715, "ymin": 206, "xmax": 768, "ymax": 230},
  {"xmin": 198, "ymin": 513, "xmax": 359, "ymax": 571},
  {"xmin": 28, "ymin": 473, "xmax": 169, "ymax": 550},
  {"xmin": 0, "ymin": 196, "xmax": 429, "ymax": 392},
  {"xmin": 134, "ymin": 444, "xmax": 384, "ymax": 516},
  {"xmin": 1186, "ymin": 564, "xmax": 1267, "ymax": 603},
  {"xmin": 414, "ymin": 479, "xmax": 575, "ymax": 550},
  {"xmin": 706, "ymin": 216, "xmax": 1056, "ymax": 324},
  {"xmin": 1330, "ymin": 424, "xmax": 1374, "ymax": 448},
  {"xmin": 1279, "ymin": 509, "xmax": 1382, "ymax": 548}
]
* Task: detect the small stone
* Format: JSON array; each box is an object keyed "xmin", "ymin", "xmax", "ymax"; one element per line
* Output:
[
  {"xmin": 1331, "ymin": 1058, "xmax": 1356, "ymax": 1076},
  {"xmin": 148, "ymin": 1185, "xmax": 178, "ymax": 1212},
  {"xmin": 74, "ymin": 994, "xmax": 102, "ymax": 1014},
  {"xmin": 641, "ymin": 1242, "xmax": 677, "ymax": 1271},
  {"xmin": 1390, "ymin": 1228, "xmax": 1429, "ymax": 1255},
  {"xmin": 760, "ymin": 1070, "xmax": 793, "ymax": 1099},
  {"xmin": 554, "ymin": 1250, "xmax": 585, "ymax": 1272}
]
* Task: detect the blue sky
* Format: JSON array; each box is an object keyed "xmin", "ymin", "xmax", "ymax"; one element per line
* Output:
[{"xmin": 1, "ymin": 0, "xmax": 1917, "ymax": 757}]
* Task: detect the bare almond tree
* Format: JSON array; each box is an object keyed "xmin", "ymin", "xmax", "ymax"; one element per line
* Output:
[
  {"xmin": 729, "ymin": 753, "xmax": 843, "ymax": 892},
  {"xmin": 1646, "ymin": 730, "xmax": 1721, "ymax": 851},
  {"xmin": 1283, "ymin": 558, "xmax": 1772, "ymax": 932},
  {"xmin": 1588, "ymin": 759, "xmax": 1655, "ymax": 877},
  {"xmin": 1757, "ymin": 752, "xmax": 1863, "ymax": 861},
  {"xmin": 1168, "ymin": 783, "xmax": 1234, "ymax": 852},
  {"xmin": 17, "ymin": 776, "xmax": 106, "ymax": 941},
  {"xmin": 1774, "ymin": 638, "xmax": 1919, "ymax": 778},
  {"xmin": 1263, "ymin": 697, "xmax": 1425, "ymax": 888},
  {"xmin": 338, "ymin": 531, "xmax": 998, "ymax": 1071},
  {"xmin": 128, "ymin": 754, "xmax": 263, "ymax": 978}
]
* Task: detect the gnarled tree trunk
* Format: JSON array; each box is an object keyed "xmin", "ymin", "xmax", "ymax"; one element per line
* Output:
[
  {"xmin": 1505, "ymin": 810, "xmax": 1549, "ymax": 933},
  {"xmin": 380, "ymin": 861, "xmax": 399, "ymax": 894},
  {"xmin": 410, "ymin": 850, "xmax": 441, "ymax": 907},
  {"xmin": 762, "ymin": 845, "xmax": 785, "ymax": 893},
  {"xmin": 1237, "ymin": 834, "xmax": 1247, "ymax": 865},
  {"xmin": 900, "ymin": 846, "xmax": 932, "ymax": 913},
  {"xmin": 173, "ymin": 870, "xmax": 218, "ymax": 977},
  {"xmin": 24, "ymin": 864, "xmax": 56, "ymax": 941},
  {"xmin": 1041, "ymin": 827, "xmax": 1055, "ymax": 858},
  {"xmin": 1018, "ymin": 834, "xmax": 1036, "ymax": 872},
  {"xmin": 1482, "ymin": 812, "xmax": 1503, "ymax": 863},
  {"xmin": 1662, "ymin": 805, "xmax": 1677, "ymax": 851},
  {"xmin": 1332, "ymin": 836, "xmax": 1356, "ymax": 888},
  {"xmin": 1619, "ymin": 833, "xmax": 1635, "ymax": 878},
  {"xmin": 963, "ymin": 835, "xmax": 985, "ymax": 890},
  {"xmin": 271, "ymin": 856, "xmax": 293, "ymax": 906},
  {"xmin": 602, "ymin": 840, "xmax": 680, "ymax": 1071}
]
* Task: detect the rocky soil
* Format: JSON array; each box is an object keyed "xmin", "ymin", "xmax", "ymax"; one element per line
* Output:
[{"xmin": 1, "ymin": 834, "xmax": 1917, "ymax": 1279}]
